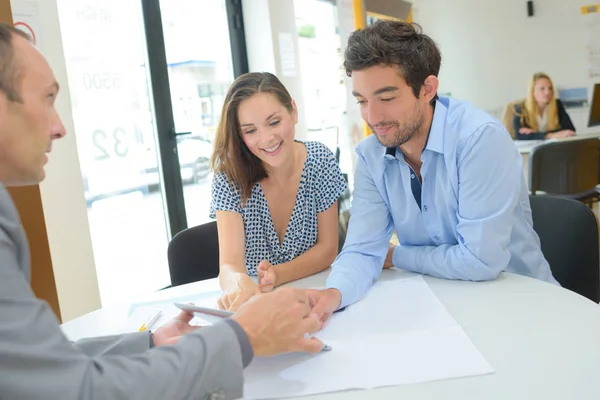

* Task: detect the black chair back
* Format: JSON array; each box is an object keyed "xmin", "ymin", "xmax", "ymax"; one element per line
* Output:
[
  {"xmin": 529, "ymin": 138, "xmax": 600, "ymax": 201},
  {"xmin": 529, "ymin": 195, "xmax": 599, "ymax": 302},
  {"xmin": 167, "ymin": 221, "xmax": 220, "ymax": 287},
  {"xmin": 337, "ymin": 172, "xmax": 352, "ymax": 253}
]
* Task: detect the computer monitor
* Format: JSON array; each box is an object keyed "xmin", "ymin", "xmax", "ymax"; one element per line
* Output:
[{"xmin": 589, "ymin": 83, "xmax": 600, "ymax": 128}]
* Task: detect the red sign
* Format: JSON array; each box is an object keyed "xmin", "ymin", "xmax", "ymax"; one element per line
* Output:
[{"xmin": 14, "ymin": 21, "xmax": 36, "ymax": 44}]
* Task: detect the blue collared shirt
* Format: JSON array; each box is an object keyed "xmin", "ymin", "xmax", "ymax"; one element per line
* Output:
[{"xmin": 327, "ymin": 97, "xmax": 558, "ymax": 308}]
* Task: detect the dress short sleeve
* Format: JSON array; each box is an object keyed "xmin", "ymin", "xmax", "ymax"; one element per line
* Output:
[
  {"xmin": 209, "ymin": 172, "xmax": 242, "ymax": 218},
  {"xmin": 312, "ymin": 143, "xmax": 348, "ymax": 214}
]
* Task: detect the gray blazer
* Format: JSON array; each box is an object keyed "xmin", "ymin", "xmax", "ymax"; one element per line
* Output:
[{"xmin": 0, "ymin": 184, "xmax": 249, "ymax": 400}]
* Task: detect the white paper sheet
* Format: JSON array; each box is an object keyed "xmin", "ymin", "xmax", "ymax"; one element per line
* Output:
[{"xmin": 243, "ymin": 276, "xmax": 494, "ymax": 399}]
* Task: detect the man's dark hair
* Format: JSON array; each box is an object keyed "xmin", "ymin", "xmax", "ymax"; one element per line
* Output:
[
  {"xmin": 0, "ymin": 22, "xmax": 32, "ymax": 102},
  {"xmin": 344, "ymin": 20, "xmax": 441, "ymax": 99}
]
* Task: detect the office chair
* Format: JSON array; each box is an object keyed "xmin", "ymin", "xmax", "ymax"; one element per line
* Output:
[
  {"xmin": 167, "ymin": 221, "xmax": 220, "ymax": 287},
  {"xmin": 334, "ymin": 142, "xmax": 352, "ymax": 252},
  {"xmin": 337, "ymin": 172, "xmax": 351, "ymax": 253},
  {"xmin": 501, "ymin": 99, "xmax": 524, "ymax": 139},
  {"xmin": 529, "ymin": 195, "xmax": 600, "ymax": 303},
  {"xmin": 529, "ymin": 138, "xmax": 600, "ymax": 204}
]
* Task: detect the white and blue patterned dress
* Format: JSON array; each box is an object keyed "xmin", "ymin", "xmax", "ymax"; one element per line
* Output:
[{"xmin": 209, "ymin": 141, "xmax": 347, "ymax": 275}]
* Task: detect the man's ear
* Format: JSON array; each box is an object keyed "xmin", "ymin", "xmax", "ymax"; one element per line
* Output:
[{"xmin": 421, "ymin": 75, "xmax": 439, "ymax": 103}]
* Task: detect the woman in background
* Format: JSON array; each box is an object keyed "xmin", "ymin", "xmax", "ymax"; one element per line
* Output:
[
  {"xmin": 209, "ymin": 72, "xmax": 346, "ymax": 311},
  {"xmin": 514, "ymin": 72, "xmax": 576, "ymax": 140}
]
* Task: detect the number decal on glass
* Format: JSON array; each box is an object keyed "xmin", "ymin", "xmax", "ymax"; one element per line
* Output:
[
  {"xmin": 92, "ymin": 128, "xmax": 129, "ymax": 160},
  {"xmin": 113, "ymin": 128, "xmax": 129, "ymax": 157},
  {"xmin": 83, "ymin": 73, "xmax": 121, "ymax": 90}
]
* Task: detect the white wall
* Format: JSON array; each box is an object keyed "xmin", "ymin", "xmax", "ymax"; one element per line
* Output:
[
  {"xmin": 11, "ymin": 0, "xmax": 100, "ymax": 322},
  {"xmin": 412, "ymin": 0, "xmax": 596, "ymax": 133},
  {"xmin": 242, "ymin": 0, "xmax": 308, "ymax": 140}
]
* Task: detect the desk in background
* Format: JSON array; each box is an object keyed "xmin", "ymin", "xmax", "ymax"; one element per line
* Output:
[{"xmin": 61, "ymin": 269, "xmax": 600, "ymax": 400}]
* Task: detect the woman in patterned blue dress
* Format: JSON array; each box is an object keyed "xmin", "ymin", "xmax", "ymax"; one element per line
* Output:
[{"xmin": 209, "ymin": 72, "xmax": 347, "ymax": 311}]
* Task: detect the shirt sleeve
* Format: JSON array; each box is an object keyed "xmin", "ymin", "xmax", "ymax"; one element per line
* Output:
[
  {"xmin": 223, "ymin": 318, "xmax": 254, "ymax": 368},
  {"xmin": 73, "ymin": 331, "xmax": 152, "ymax": 357},
  {"xmin": 0, "ymin": 227, "xmax": 247, "ymax": 400},
  {"xmin": 557, "ymin": 99, "xmax": 576, "ymax": 131},
  {"xmin": 513, "ymin": 105, "xmax": 525, "ymax": 139},
  {"xmin": 312, "ymin": 143, "xmax": 348, "ymax": 213},
  {"xmin": 209, "ymin": 172, "xmax": 242, "ymax": 218},
  {"xmin": 325, "ymin": 147, "xmax": 394, "ymax": 308}
]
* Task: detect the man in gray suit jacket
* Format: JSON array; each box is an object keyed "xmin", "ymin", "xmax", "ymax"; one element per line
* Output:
[{"xmin": 0, "ymin": 23, "xmax": 324, "ymax": 399}]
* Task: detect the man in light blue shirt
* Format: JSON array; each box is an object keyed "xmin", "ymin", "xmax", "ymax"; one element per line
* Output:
[{"xmin": 311, "ymin": 20, "xmax": 557, "ymax": 317}]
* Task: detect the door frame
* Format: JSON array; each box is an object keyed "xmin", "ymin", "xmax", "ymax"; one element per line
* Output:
[{"xmin": 140, "ymin": 0, "xmax": 249, "ymax": 238}]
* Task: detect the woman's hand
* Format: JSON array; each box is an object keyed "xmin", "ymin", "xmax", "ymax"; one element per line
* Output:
[
  {"xmin": 558, "ymin": 129, "xmax": 576, "ymax": 138},
  {"xmin": 547, "ymin": 129, "xmax": 576, "ymax": 139},
  {"xmin": 258, "ymin": 260, "xmax": 276, "ymax": 292},
  {"xmin": 217, "ymin": 273, "xmax": 260, "ymax": 311},
  {"xmin": 519, "ymin": 127, "xmax": 534, "ymax": 135}
]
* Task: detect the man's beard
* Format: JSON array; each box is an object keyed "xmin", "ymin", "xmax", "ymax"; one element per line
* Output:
[{"xmin": 369, "ymin": 104, "xmax": 424, "ymax": 148}]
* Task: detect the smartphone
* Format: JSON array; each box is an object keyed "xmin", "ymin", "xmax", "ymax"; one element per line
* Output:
[{"xmin": 174, "ymin": 303, "xmax": 234, "ymax": 319}]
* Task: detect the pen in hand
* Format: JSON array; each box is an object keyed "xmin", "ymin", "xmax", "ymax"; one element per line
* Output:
[
  {"xmin": 304, "ymin": 333, "xmax": 332, "ymax": 352},
  {"xmin": 139, "ymin": 310, "xmax": 162, "ymax": 332}
]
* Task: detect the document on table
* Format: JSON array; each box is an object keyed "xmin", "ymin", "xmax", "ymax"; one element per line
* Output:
[
  {"xmin": 513, "ymin": 139, "xmax": 544, "ymax": 151},
  {"xmin": 243, "ymin": 275, "xmax": 494, "ymax": 399}
]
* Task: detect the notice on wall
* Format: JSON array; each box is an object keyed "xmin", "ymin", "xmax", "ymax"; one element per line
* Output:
[
  {"xmin": 11, "ymin": 0, "xmax": 41, "ymax": 46},
  {"xmin": 582, "ymin": 4, "xmax": 600, "ymax": 78},
  {"xmin": 278, "ymin": 32, "xmax": 298, "ymax": 77}
]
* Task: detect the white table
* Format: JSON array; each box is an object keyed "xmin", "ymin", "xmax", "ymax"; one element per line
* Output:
[
  {"xmin": 61, "ymin": 270, "xmax": 600, "ymax": 399},
  {"xmin": 514, "ymin": 132, "xmax": 600, "ymax": 155}
]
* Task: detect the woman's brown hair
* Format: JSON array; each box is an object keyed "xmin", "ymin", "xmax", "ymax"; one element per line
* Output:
[{"xmin": 210, "ymin": 72, "xmax": 294, "ymax": 204}]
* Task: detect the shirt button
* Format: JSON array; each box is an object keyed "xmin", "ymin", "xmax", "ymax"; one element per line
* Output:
[
  {"xmin": 434, "ymin": 235, "xmax": 440, "ymax": 240},
  {"xmin": 423, "ymin": 205, "xmax": 428, "ymax": 211},
  {"xmin": 411, "ymin": 174, "xmax": 416, "ymax": 179}
]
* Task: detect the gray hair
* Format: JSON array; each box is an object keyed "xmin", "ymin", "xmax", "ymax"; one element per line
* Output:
[{"xmin": 0, "ymin": 22, "xmax": 32, "ymax": 102}]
